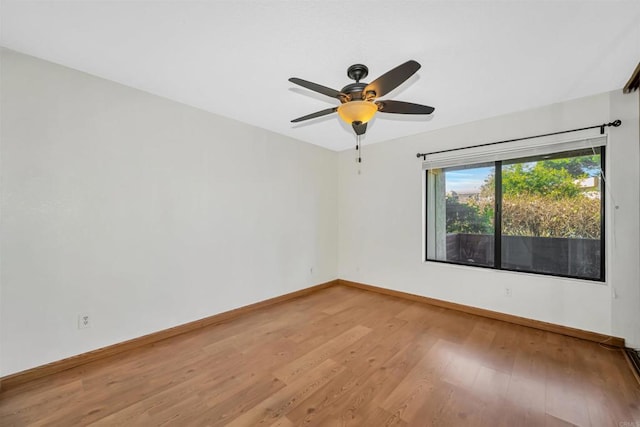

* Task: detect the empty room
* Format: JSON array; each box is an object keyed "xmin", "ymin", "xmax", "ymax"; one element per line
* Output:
[{"xmin": 1, "ymin": 1, "xmax": 639, "ymax": 426}]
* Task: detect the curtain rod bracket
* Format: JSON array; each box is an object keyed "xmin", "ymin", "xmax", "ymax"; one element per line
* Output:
[{"xmin": 416, "ymin": 119, "xmax": 622, "ymax": 159}]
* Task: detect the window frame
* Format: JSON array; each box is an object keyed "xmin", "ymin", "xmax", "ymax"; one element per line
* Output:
[{"xmin": 424, "ymin": 146, "xmax": 606, "ymax": 282}]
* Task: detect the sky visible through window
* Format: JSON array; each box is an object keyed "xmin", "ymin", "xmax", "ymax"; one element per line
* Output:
[{"xmin": 446, "ymin": 166, "xmax": 493, "ymax": 193}]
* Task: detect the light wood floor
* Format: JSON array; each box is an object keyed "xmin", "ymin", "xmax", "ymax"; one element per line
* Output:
[{"xmin": 1, "ymin": 285, "xmax": 639, "ymax": 426}]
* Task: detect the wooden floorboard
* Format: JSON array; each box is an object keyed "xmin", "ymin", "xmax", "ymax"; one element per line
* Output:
[{"xmin": 1, "ymin": 285, "xmax": 639, "ymax": 426}]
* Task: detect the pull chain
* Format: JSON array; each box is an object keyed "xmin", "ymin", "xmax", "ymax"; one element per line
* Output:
[{"xmin": 356, "ymin": 134, "xmax": 362, "ymax": 174}]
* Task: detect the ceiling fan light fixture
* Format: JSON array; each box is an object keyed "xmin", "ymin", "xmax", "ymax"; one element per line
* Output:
[{"xmin": 337, "ymin": 101, "xmax": 378, "ymax": 125}]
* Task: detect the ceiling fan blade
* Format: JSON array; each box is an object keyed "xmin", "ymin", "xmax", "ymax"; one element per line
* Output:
[
  {"xmin": 352, "ymin": 122, "xmax": 367, "ymax": 136},
  {"xmin": 364, "ymin": 60, "xmax": 421, "ymax": 99},
  {"xmin": 291, "ymin": 107, "xmax": 338, "ymax": 123},
  {"xmin": 376, "ymin": 100, "xmax": 435, "ymax": 115},
  {"xmin": 289, "ymin": 78, "xmax": 345, "ymax": 100}
]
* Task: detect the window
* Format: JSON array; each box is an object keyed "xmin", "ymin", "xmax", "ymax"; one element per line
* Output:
[
  {"xmin": 426, "ymin": 163, "xmax": 495, "ymax": 267},
  {"xmin": 425, "ymin": 138, "xmax": 605, "ymax": 281}
]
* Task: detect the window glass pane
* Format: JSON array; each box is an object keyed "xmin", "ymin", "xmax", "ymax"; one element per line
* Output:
[
  {"xmin": 501, "ymin": 148, "xmax": 602, "ymax": 279},
  {"xmin": 427, "ymin": 163, "xmax": 495, "ymax": 267}
]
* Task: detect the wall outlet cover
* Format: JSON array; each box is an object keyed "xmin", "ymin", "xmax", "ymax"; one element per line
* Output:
[{"xmin": 78, "ymin": 313, "xmax": 90, "ymax": 329}]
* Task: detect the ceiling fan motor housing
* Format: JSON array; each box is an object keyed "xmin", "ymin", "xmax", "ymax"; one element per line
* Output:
[
  {"xmin": 343, "ymin": 64, "xmax": 374, "ymax": 101},
  {"xmin": 340, "ymin": 82, "xmax": 368, "ymax": 101}
]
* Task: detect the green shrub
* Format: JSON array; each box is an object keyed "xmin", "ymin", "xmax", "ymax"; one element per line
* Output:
[
  {"xmin": 446, "ymin": 195, "xmax": 493, "ymax": 234},
  {"xmin": 502, "ymin": 195, "xmax": 600, "ymax": 238}
]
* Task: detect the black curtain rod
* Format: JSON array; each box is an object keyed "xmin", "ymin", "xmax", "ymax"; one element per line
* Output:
[{"xmin": 416, "ymin": 120, "xmax": 621, "ymax": 160}]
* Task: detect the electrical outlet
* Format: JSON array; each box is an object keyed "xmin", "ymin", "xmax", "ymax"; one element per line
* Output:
[
  {"xmin": 505, "ymin": 287, "xmax": 512, "ymax": 297},
  {"xmin": 78, "ymin": 313, "xmax": 90, "ymax": 329}
]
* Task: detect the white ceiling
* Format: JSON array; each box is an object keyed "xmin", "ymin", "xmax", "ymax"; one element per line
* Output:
[{"xmin": 2, "ymin": 1, "xmax": 639, "ymax": 151}]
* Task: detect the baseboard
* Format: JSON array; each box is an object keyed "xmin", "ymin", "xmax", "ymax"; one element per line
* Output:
[
  {"xmin": 338, "ymin": 279, "xmax": 626, "ymax": 348},
  {"xmin": 0, "ymin": 279, "xmax": 338, "ymax": 392}
]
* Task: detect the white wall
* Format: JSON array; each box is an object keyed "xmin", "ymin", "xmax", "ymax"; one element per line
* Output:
[
  {"xmin": 0, "ymin": 49, "xmax": 338, "ymax": 376},
  {"xmin": 339, "ymin": 91, "xmax": 640, "ymax": 348}
]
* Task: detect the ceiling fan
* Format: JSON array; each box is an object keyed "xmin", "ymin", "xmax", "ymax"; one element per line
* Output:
[{"xmin": 289, "ymin": 60, "xmax": 435, "ymax": 136}]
